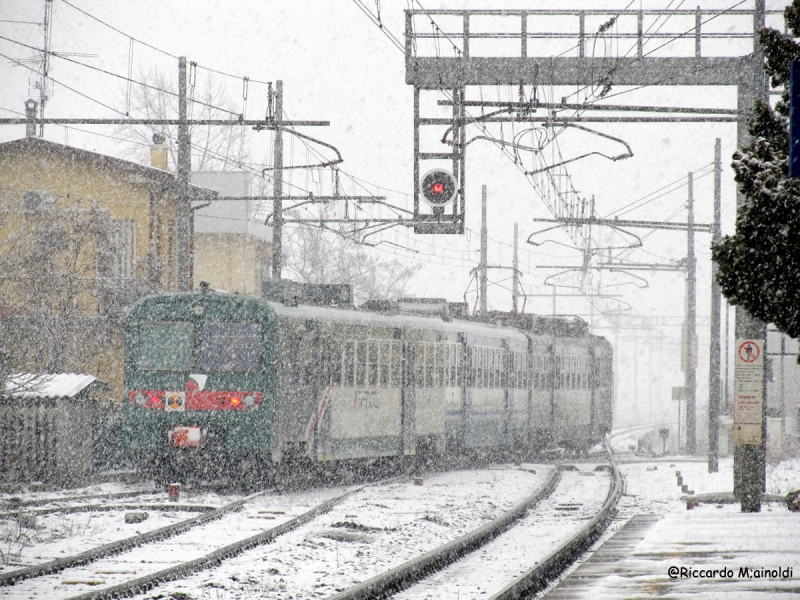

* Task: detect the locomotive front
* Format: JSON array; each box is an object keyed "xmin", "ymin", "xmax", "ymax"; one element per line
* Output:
[{"xmin": 121, "ymin": 292, "xmax": 276, "ymax": 479}]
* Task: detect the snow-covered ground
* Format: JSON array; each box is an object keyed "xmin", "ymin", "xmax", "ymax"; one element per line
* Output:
[
  {"xmin": 2, "ymin": 486, "xmax": 344, "ymax": 599},
  {"xmin": 399, "ymin": 466, "xmax": 610, "ymax": 599},
  {"xmin": 2, "ymin": 456, "xmax": 799, "ymax": 600},
  {"xmin": 127, "ymin": 465, "xmax": 551, "ymax": 600},
  {"xmin": 0, "ymin": 508, "xmax": 198, "ymax": 574},
  {"xmin": 532, "ymin": 455, "xmax": 800, "ymax": 598}
]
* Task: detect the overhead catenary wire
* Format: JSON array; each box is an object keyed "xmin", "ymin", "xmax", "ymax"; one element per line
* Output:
[
  {"xmin": 0, "ymin": 34, "xmax": 241, "ymax": 117},
  {"xmin": 59, "ymin": 0, "xmax": 273, "ymax": 88}
]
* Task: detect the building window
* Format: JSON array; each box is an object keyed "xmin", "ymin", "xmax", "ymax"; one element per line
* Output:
[{"xmin": 109, "ymin": 220, "xmax": 135, "ymax": 279}]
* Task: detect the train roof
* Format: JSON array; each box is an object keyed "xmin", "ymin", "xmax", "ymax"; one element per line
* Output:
[
  {"xmin": 266, "ymin": 299, "xmax": 532, "ymax": 341},
  {"xmin": 128, "ymin": 291, "xmax": 605, "ymax": 345}
]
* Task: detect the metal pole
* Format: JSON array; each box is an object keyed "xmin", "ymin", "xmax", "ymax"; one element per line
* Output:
[
  {"xmin": 725, "ymin": 300, "xmax": 730, "ymax": 415},
  {"xmin": 686, "ymin": 172, "xmax": 697, "ymax": 454},
  {"xmin": 781, "ymin": 334, "xmax": 786, "ymax": 454},
  {"xmin": 512, "ymin": 223, "xmax": 519, "ymax": 313},
  {"xmin": 40, "ymin": 0, "xmax": 53, "ymax": 136},
  {"xmin": 177, "ymin": 56, "xmax": 191, "ymax": 292},
  {"xmin": 734, "ymin": 0, "xmax": 767, "ymax": 513},
  {"xmin": 271, "ymin": 80, "xmax": 284, "ymax": 280},
  {"xmin": 709, "ymin": 138, "xmax": 722, "ymax": 471},
  {"xmin": 480, "ymin": 185, "xmax": 488, "ymax": 316}
]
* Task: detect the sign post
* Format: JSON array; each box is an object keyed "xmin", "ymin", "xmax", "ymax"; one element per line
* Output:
[{"xmin": 733, "ymin": 338, "xmax": 765, "ymax": 511}]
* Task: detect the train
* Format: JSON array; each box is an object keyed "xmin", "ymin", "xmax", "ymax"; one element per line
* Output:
[{"xmin": 120, "ymin": 282, "xmax": 613, "ymax": 479}]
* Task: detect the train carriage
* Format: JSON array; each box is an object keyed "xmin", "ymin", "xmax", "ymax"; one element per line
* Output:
[{"xmin": 121, "ymin": 287, "xmax": 613, "ymax": 477}]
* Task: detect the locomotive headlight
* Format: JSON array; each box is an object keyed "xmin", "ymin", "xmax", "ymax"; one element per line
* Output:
[
  {"xmin": 243, "ymin": 394, "xmax": 256, "ymax": 408},
  {"xmin": 134, "ymin": 392, "xmax": 146, "ymax": 406}
]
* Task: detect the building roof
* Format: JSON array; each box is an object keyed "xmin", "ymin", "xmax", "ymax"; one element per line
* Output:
[
  {"xmin": 0, "ymin": 137, "xmax": 217, "ymax": 202},
  {"xmin": 3, "ymin": 373, "xmax": 98, "ymax": 399}
]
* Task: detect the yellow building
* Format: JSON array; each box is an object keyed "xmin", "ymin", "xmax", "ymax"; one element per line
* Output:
[
  {"xmin": 0, "ymin": 136, "xmax": 216, "ymax": 400},
  {"xmin": 191, "ymin": 170, "xmax": 273, "ymax": 296}
]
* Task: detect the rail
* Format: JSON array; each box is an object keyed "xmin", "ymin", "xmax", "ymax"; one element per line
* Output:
[
  {"xmin": 489, "ymin": 446, "xmax": 625, "ymax": 599},
  {"xmin": 328, "ymin": 466, "xmax": 561, "ymax": 600},
  {"xmin": 0, "ymin": 503, "xmax": 217, "ymax": 519},
  {"xmin": 0, "ymin": 490, "xmax": 152, "ymax": 510},
  {"xmin": 65, "ymin": 486, "xmax": 361, "ymax": 600},
  {"xmin": 0, "ymin": 490, "xmax": 271, "ymax": 586}
]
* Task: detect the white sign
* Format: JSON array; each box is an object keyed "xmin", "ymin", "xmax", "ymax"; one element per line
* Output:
[
  {"xmin": 733, "ymin": 423, "xmax": 762, "ymax": 445},
  {"xmin": 733, "ymin": 339, "xmax": 764, "ymax": 444}
]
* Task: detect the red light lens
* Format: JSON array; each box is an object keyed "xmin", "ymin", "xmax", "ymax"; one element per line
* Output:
[
  {"xmin": 432, "ymin": 182, "xmax": 445, "ymax": 194},
  {"xmin": 149, "ymin": 395, "xmax": 159, "ymax": 404}
]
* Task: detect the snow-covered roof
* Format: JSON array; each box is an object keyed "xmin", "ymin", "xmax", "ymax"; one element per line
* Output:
[
  {"xmin": 0, "ymin": 137, "xmax": 217, "ymax": 202},
  {"xmin": 3, "ymin": 373, "xmax": 98, "ymax": 399},
  {"xmin": 267, "ymin": 300, "xmax": 532, "ymax": 342}
]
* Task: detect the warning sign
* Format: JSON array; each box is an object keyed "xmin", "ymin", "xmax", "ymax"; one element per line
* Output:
[
  {"xmin": 733, "ymin": 339, "xmax": 764, "ymax": 442},
  {"xmin": 737, "ymin": 340, "xmax": 762, "ymax": 365}
]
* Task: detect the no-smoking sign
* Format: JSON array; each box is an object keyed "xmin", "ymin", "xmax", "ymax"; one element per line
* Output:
[{"xmin": 737, "ymin": 340, "xmax": 762, "ymax": 365}]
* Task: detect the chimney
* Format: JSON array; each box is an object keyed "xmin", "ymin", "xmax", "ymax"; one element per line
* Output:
[
  {"xmin": 25, "ymin": 99, "xmax": 37, "ymax": 138},
  {"xmin": 150, "ymin": 133, "xmax": 168, "ymax": 170}
]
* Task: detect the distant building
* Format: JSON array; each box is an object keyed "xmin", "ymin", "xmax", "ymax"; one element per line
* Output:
[
  {"xmin": 191, "ymin": 171, "xmax": 272, "ymax": 295},
  {"xmin": 0, "ymin": 135, "xmax": 216, "ymax": 400}
]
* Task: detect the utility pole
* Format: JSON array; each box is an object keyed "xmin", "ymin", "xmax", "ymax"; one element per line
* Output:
[
  {"xmin": 177, "ymin": 56, "xmax": 191, "ymax": 292},
  {"xmin": 512, "ymin": 223, "xmax": 519, "ymax": 313},
  {"xmin": 734, "ymin": 0, "xmax": 768, "ymax": 513},
  {"xmin": 39, "ymin": 0, "xmax": 53, "ymax": 136},
  {"xmin": 272, "ymin": 80, "xmax": 284, "ymax": 280},
  {"xmin": 685, "ymin": 172, "xmax": 697, "ymax": 455},
  {"xmin": 709, "ymin": 138, "xmax": 722, "ymax": 472},
  {"xmin": 479, "ymin": 184, "xmax": 488, "ymax": 316}
]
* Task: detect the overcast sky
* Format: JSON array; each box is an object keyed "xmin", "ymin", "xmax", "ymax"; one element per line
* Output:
[{"xmin": 0, "ymin": 0, "xmax": 790, "ymax": 431}]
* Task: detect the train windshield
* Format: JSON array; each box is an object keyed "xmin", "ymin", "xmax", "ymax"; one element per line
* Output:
[
  {"xmin": 200, "ymin": 322, "xmax": 263, "ymax": 372},
  {"xmin": 136, "ymin": 322, "xmax": 194, "ymax": 370}
]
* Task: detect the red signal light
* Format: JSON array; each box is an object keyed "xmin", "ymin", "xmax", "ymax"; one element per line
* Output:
[
  {"xmin": 149, "ymin": 394, "xmax": 159, "ymax": 405},
  {"xmin": 420, "ymin": 169, "xmax": 456, "ymax": 206}
]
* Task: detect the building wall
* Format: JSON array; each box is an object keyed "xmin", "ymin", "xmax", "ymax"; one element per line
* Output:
[
  {"xmin": 0, "ymin": 139, "xmax": 191, "ymax": 401},
  {"xmin": 0, "ymin": 142, "xmax": 182, "ymax": 288},
  {"xmin": 191, "ymin": 171, "xmax": 272, "ymax": 297},
  {"xmin": 194, "ymin": 232, "xmax": 271, "ymax": 295}
]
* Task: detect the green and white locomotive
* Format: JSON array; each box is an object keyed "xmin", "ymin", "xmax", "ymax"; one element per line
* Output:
[{"xmin": 121, "ymin": 284, "xmax": 613, "ymax": 477}]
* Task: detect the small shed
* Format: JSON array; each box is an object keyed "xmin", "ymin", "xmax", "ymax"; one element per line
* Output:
[{"xmin": 0, "ymin": 374, "xmax": 115, "ymax": 485}]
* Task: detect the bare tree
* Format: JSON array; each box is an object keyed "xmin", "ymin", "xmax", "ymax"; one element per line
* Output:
[
  {"xmin": 0, "ymin": 202, "xmax": 153, "ymax": 386},
  {"xmin": 283, "ymin": 213, "xmax": 421, "ymax": 304},
  {"xmin": 115, "ymin": 67, "xmax": 250, "ymax": 171}
]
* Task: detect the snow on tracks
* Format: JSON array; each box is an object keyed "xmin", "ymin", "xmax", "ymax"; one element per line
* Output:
[
  {"xmin": 0, "ymin": 487, "xmax": 280, "ymax": 592},
  {"xmin": 127, "ymin": 465, "xmax": 552, "ymax": 600}
]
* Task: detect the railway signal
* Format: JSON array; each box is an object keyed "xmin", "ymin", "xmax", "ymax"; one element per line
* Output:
[{"xmin": 420, "ymin": 169, "xmax": 457, "ymax": 207}]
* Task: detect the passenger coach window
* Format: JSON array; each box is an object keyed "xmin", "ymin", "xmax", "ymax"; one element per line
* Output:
[
  {"xmin": 201, "ymin": 322, "xmax": 263, "ymax": 372},
  {"xmin": 137, "ymin": 322, "xmax": 193, "ymax": 370},
  {"xmin": 341, "ymin": 339, "xmax": 401, "ymax": 388}
]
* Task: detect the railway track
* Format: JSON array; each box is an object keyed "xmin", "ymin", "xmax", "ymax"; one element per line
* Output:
[
  {"xmin": 0, "ymin": 482, "xmax": 369, "ymax": 600},
  {"xmin": 330, "ymin": 453, "xmax": 623, "ymax": 600},
  {"xmin": 0, "ymin": 489, "xmax": 155, "ymax": 511},
  {"xmin": 0, "ymin": 488, "xmax": 277, "ymax": 587},
  {"xmin": 0, "ymin": 502, "xmax": 217, "ymax": 520},
  {"xmin": 130, "ymin": 464, "xmax": 554, "ymax": 600},
  {"xmin": 1, "ymin": 460, "xmax": 620, "ymax": 600}
]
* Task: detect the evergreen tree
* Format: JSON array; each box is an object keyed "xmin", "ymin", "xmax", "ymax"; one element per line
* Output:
[{"xmin": 712, "ymin": 0, "xmax": 800, "ymax": 340}]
